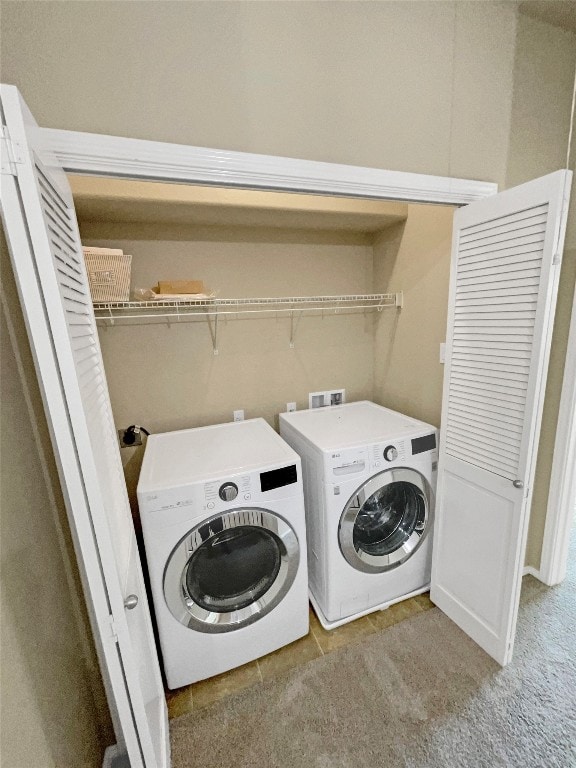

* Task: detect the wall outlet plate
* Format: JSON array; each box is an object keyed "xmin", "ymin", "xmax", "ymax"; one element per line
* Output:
[
  {"xmin": 118, "ymin": 428, "xmax": 142, "ymax": 448},
  {"xmin": 328, "ymin": 389, "xmax": 345, "ymax": 406},
  {"xmin": 287, "ymin": 402, "xmax": 297, "ymax": 412},
  {"xmin": 309, "ymin": 389, "xmax": 346, "ymax": 409},
  {"xmin": 233, "ymin": 409, "xmax": 244, "ymax": 422}
]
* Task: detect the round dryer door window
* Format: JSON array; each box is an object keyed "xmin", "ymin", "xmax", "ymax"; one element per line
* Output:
[
  {"xmin": 339, "ymin": 468, "xmax": 432, "ymax": 573},
  {"xmin": 164, "ymin": 508, "xmax": 300, "ymax": 633}
]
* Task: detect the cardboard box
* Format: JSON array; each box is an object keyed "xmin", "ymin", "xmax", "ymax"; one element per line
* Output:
[{"xmin": 157, "ymin": 280, "xmax": 204, "ymax": 295}]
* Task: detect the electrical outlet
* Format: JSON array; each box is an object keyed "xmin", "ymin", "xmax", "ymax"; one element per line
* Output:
[
  {"xmin": 233, "ymin": 409, "xmax": 244, "ymax": 422},
  {"xmin": 118, "ymin": 427, "xmax": 142, "ymax": 448},
  {"xmin": 287, "ymin": 402, "xmax": 297, "ymax": 413}
]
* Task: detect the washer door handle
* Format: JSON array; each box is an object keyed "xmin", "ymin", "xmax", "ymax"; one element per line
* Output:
[{"xmin": 124, "ymin": 594, "xmax": 139, "ymax": 610}]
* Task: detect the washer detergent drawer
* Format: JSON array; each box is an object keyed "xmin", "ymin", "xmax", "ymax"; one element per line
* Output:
[
  {"xmin": 324, "ymin": 447, "xmax": 368, "ymax": 479},
  {"xmin": 333, "ymin": 461, "xmax": 366, "ymax": 477}
]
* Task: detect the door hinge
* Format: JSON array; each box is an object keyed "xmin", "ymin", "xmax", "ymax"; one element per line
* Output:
[
  {"xmin": 552, "ymin": 251, "xmax": 562, "ymax": 266},
  {"xmin": 0, "ymin": 125, "xmax": 24, "ymax": 176},
  {"xmin": 109, "ymin": 613, "xmax": 119, "ymax": 643}
]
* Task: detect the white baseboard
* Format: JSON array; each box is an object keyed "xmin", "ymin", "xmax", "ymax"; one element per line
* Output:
[
  {"xmin": 523, "ymin": 565, "xmax": 541, "ymax": 579},
  {"xmin": 102, "ymin": 745, "xmax": 129, "ymax": 768}
]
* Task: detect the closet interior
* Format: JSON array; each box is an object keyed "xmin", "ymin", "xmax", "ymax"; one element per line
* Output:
[{"xmin": 69, "ymin": 176, "xmax": 451, "ymax": 519}]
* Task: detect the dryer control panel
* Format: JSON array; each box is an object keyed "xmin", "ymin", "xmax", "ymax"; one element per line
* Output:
[{"xmin": 205, "ymin": 475, "xmax": 253, "ymax": 509}]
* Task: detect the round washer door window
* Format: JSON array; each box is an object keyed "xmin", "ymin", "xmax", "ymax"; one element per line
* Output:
[
  {"xmin": 339, "ymin": 468, "xmax": 432, "ymax": 573},
  {"xmin": 164, "ymin": 508, "xmax": 300, "ymax": 633}
]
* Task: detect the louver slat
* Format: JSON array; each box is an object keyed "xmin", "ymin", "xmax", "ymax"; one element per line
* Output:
[
  {"xmin": 458, "ymin": 241, "xmax": 545, "ymax": 265},
  {"xmin": 450, "ymin": 375, "xmax": 527, "ymax": 397},
  {"xmin": 451, "ymin": 365, "xmax": 528, "ymax": 386},
  {"xmin": 459, "ymin": 203, "xmax": 548, "ymax": 237},
  {"xmin": 453, "ymin": 368, "xmax": 528, "ymax": 391},
  {"xmin": 450, "ymin": 389, "xmax": 525, "ymax": 414},
  {"xmin": 452, "ymin": 346, "xmax": 532, "ymax": 362},
  {"xmin": 456, "ymin": 280, "xmax": 540, "ymax": 297},
  {"xmin": 455, "ymin": 301, "xmax": 537, "ymax": 313},
  {"xmin": 448, "ymin": 403, "xmax": 524, "ymax": 431},
  {"xmin": 458, "ymin": 212, "xmax": 548, "ymax": 244},
  {"xmin": 458, "ymin": 257, "xmax": 542, "ymax": 277},
  {"xmin": 445, "ymin": 203, "xmax": 548, "ymax": 479},
  {"xmin": 447, "ymin": 434, "xmax": 522, "ymax": 462},
  {"xmin": 35, "ymin": 159, "xmax": 132, "ymax": 565},
  {"xmin": 451, "ymin": 356, "xmax": 529, "ymax": 373},
  {"xmin": 444, "ymin": 440, "xmax": 518, "ymax": 475},
  {"xmin": 454, "ymin": 341, "xmax": 535, "ymax": 356},
  {"xmin": 458, "ymin": 224, "xmax": 546, "ymax": 251},
  {"xmin": 458, "ymin": 236, "xmax": 545, "ymax": 261},
  {"xmin": 447, "ymin": 415, "xmax": 523, "ymax": 447},
  {"xmin": 457, "ymin": 269, "xmax": 541, "ymax": 287}
]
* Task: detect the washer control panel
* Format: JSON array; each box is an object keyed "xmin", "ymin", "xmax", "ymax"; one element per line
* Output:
[
  {"xmin": 219, "ymin": 482, "xmax": 238, "ymax": 501},
  {"xmin": 383, "ymin": 445, "xmax": 398, "ymax": 462},
  {"xmin": 371, "ymin": 440, "xmax": 406, "ymax": 469}
]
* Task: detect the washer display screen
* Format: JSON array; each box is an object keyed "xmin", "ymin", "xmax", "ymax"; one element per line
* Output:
[{"xmin": 411, "ymin": 433, "xmax": 436, "ymax": 455}]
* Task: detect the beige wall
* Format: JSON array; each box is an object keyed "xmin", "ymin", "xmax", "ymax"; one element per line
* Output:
[
  {"xmin": 506, "ymin": 13, "xmax": 576, "ymax": 568},
  {"xmin": 506, "ymin": 13, "xmax": 576, "ymax": 189},
  {"xmin": 82, "ymin": 228, "xmax": 375, "ymax": 508},
  {"xmin": 1, "ymin": 1, "xmax": 518, "ymax": 187},
  {"xmin": 0, "ymin": 235, "xmax": 113, "ymax": 767},
  {"xmin": 373, "ymin": 205, "xmax": 455, "ymax": 428}
]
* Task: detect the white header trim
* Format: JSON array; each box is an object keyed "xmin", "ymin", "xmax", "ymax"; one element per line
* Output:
[{"xmin": 41, "ymin": 128, "xmax": 497, "ymax": 205}]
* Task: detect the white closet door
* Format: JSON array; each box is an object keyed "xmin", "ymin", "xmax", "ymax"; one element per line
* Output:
[
  {"xmin": 431, "ymin": 170, "xmax": 571, "ymax": 666},
  {"xmin": 0, "ymin": 85, "xmax": 168, "ymax": 767}
]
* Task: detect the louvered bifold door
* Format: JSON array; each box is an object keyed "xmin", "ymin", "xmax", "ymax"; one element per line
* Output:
[
  {"xmin": 0, "ymin": 85, "xmax": 168, "ymax": 766},
  {"xmin": 431, "ymin": 170, "xmax": 571, "ymax": 667}
]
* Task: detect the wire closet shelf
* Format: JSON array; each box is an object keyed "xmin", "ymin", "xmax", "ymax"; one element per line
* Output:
[
  {"xmin": 93, "ymin": 292, "xmax": 403, "ymax": 323},
  {"xmin": 93, "ymin": 292, "xmax": 403, "ymax": 354}
]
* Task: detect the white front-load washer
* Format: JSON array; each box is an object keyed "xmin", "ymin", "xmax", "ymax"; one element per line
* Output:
[
  {"xmin": 137, "ymin": 418, "xmax": 309, "ymax": 689},
  {"xmin": 279, "ymin": 401, "xmax": 437, "ymax": 629}
]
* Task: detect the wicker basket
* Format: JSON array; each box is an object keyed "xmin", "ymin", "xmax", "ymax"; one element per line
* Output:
[{"xmin": 83, "ymin": 247, "xmax": 132, "ymax": 303}]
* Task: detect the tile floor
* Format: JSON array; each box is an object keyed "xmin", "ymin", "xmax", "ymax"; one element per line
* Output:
[{"xmin": 166, "ymin": 593, "xmax": 435, "ymax": 719}]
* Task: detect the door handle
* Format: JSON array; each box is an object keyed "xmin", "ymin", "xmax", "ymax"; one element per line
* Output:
[
  {"xmin": 124, "ymin": 594, "xmax": 139, "ymax": 610},
  {"xmin": 512, "ymin": 480, "xmax": 524, "ymax": 489}
]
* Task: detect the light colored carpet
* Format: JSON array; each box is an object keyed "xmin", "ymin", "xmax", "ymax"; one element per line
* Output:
[{"xmin": 170, "ymin": 529, "xmax": 576, "ymax": 768}]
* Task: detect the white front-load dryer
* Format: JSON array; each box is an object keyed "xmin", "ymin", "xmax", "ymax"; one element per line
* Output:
[
  {"xmin": 280, "ymin": 401, "xmax": 437, "ymax": 629},
  {"xmin": 137, "ymin": 418, "xmax": 309, "ymax": 689}
]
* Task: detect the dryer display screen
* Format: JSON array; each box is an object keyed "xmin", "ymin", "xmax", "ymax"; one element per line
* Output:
[
  {"xmin": 411, "ymin": 433, "xmax": 436, "ymax": 455},
  {"xmin": 260, "ymin": 464, "xmax": 297, "ymax": 492}
]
